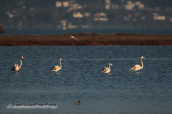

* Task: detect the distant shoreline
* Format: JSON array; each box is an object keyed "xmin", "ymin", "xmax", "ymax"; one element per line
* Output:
[{"xmin": 0, "ymin": 33, "xmax": 172, "ymax": 46}]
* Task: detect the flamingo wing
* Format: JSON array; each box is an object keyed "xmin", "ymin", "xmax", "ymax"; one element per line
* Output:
[
  {"xmin": 51, "ymin": 66, "xmax": 61, "ymax": 71},
  {"xmin": 130, "ymin": 64, "xmax": 142, "ymax": 71},
  {"xmin": 11, "ymin": 64, "xmax": 19, "ymax": 71},
  {"xmin": 134, "ymin": 64, "xmax": 141, "ymax": 69},
  {"xmin": 101, "ymin": 67, "xmax": 109, "ymax": 72},
  {"xmin": 70, "ymin": 35, "xmax": 78, "ymax": 41}
]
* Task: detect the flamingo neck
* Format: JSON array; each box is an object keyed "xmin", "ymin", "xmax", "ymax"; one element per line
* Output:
[
  {"xmin": 19, "ymin": 58, "xmax": 22, "ymax": 68},
  {"xmin": 59, "ymin": 60, "xmax": 62, "ymax": 68},
  {"xmin": 141, "ymin": 59, "xmax": 143, "ymax": 68},
  {"xmin": 109, "ymin": 65, "xmax": 111, "ymax": 69}
]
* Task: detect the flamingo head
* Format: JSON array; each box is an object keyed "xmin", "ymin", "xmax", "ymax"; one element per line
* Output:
[
  {"xmin": 60, "ymin": 58, "xmax": 62, "ymax": 61},
  {"xmin": 140, "ymin": 56, "xmax": 145, "ymax": 60},
  {"xmin": 109, "ymin": 63, "xmax": 113, "ymax": 66},
  {"xmin": 21, "ymin": 56, "xmax": 24, "ymax": 59}
]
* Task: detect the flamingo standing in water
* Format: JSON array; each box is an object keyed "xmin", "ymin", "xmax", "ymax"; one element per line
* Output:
[
  {"xmin": 101, "ymin": 63, "xmax": 112, "ymax": 73},
  {"xmin": 51, "ymin": 58, "xmax": 62, "ymax": 72},
  {"xmin": 130, "ymin": 56, "xmax": 145, "ymax": 72},
  {"xmin": 12, "ymin": 56, "xmax": 24, "ymax": 72}
]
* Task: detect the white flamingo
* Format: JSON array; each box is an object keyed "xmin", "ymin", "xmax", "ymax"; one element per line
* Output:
[
  {"xmin": 70, "ymin": 35, "xmax": 78, "ymax": 41},
  {"xmin": 130, "ymin": 56, "xmax": 145, "ymax": 72},
  {"xmin": 101, "ymin": 63, "xmax": 112, "ymax": 73},
  {"xmin": 12, "ymin": 56, "xmax": 24, "ymax": 72},
  {"xmin": 51, "ymin": 58, "xmax": 62, "ymax": 72}
]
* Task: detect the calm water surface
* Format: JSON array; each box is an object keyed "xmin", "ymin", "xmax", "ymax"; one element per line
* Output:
[
  {"xmin": 3, "ymin": 29, "xmax": 172, "ymax": 35},
  {"xmin": 0, "ymin": 46, "xmax": 172, "ymax": 114}
]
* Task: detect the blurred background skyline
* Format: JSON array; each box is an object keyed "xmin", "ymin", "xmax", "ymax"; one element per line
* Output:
[{"xmin": 1, "ymin": 0, "xmax": 172, "ymax": 30}]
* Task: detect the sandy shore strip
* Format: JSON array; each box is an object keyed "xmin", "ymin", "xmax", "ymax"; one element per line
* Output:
[{"xmin": 0, "ymin": 33, "xmax": 172, "ymax": 46}]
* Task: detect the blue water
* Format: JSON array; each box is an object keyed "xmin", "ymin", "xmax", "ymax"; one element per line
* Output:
[
  {"xmin": 0, "ymin": 46, "xmax": 172, "ymax": 114},
  {"xmin": 2, "ymin": 28, "xmax": 172, "ymax": 35}
]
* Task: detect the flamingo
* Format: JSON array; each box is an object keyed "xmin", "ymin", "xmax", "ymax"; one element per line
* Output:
[
  {"xmin": 101, "ymin": 63, "xmax": 112, "ymax": 73},
  {"xmin": 130, "ymin": 56, "xmax": 145, "ymax": 72},
  {"xmin": 70, "ymin": 35, "xmax": 78, "ymax": 41},
  {"xmin": 75, "ymin": 100, "xmax": 80, "ymax": 105},
  {"xmin": 51, "ymin": 58, "xmax": 62, "ymax": 72},
  {"xmin": 11, "ymin": 56, "xmax": 24, "ymax": 72}
]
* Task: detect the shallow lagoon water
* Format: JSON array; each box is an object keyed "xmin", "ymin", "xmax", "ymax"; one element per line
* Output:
[{"xmin": 0, "ymin": 46, "xmax": 172, "ymax": 114}]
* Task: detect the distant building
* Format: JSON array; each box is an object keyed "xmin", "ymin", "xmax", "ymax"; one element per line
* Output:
[
  {"xmin": 153, "ymin": 13, "xmax": 165, "ymax": 20},
  {"xmin": 70, "ymin": 0, "xmax": 75, "ymax": 4},
  {"xmin": 85, "ymin": 13, "xmax": 90, "ymax": 17},
  {"xmin": 67, "ymin": 23, "xmax": 78, "ymax": 29},
  {"xmin": 125, "ymin": 1, "xmax": 135, "ymax": 10},
  {"xmin": 81, "ymin": 25, "xmax": 89, "ymax": 29},
  {"xmin": 142, "ymin": 7, "xmax": 159, "ymax": 11},
  {"xmin": 72, "ymin": 3, "xmax": 79, "ymax": 10},
  {"xmin": 61, "ymin": 20, "xmax": 67, "ymax": 30},
  {"xmin": 63, "ymin": 1, "xmax": 69, "ymax": 7},
  {"xmin": 153, "ymin": 13, "xmax": 158, "ymax": 16},
  {"xmin": 135, "ymin": 2, "xmax": 144, "ymax": 9},
  {"xmin": 127, "ymin": 1, "xmax": 132, "ymax": 4},
  {"xmin": 69, "ymin": 0, "xmax": 75, "ymax": 7},
  {"xmin": 9, "ymin": 14, "xmax": 14, "ymax": 18},
  {"xmin": 56, "ymin": 2, "xmax": 62, "ymax": 7},
  {"xmin": 94, "ymin": 12, "xmax": 106, "ymax": 17},
  {"xmin": 105, "ymin": 0, "xmax": 111, "ymax": 10},
  {"xmin": 125, "ymin": 1, "xmax": 144, "ymax": 10},
  {"xmin": 73, "ymin": 12, "xmax": 83, "ymax": 18},
  {"xmin": 94, "ymin": 17, "xmax": 108, "ymax": 21},
  {"xmin": 77, "ymin": 5, "xmax": 82, "ymax": 9},
  {"xmin": 135, "ymin": 1, "xmax": 140, "ymax": 5},
  {"xmin": 112, "ymin": 4, "xmax": 118, "ymax": 9},
  {"xmin": 142, "ymin": 17, "xmax": 145, "ymax": 20},
  {"xmin": 6, "ymin": 12, "xmax": 14, "ymax": 18},
  {"xmin": 94, "ymin": 12, "xmax": 108, "ymax": 21},
  {"xmin": 153, "ymin": 15, "xmax": 165, "ymax": 20}
]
